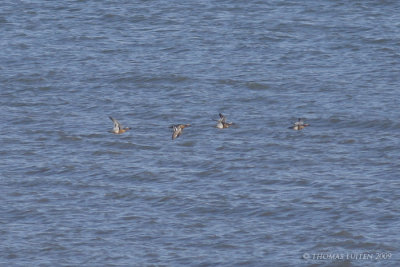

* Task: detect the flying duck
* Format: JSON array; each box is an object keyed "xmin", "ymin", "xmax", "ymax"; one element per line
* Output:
[
  {"xmin": 216, "ymin": 113, "xmax": 234, "ymax": 129},
  {"xmin": 289, "ymin": 118, "xmax": 310, "ymax": 130},
  {"xmin": 171, "ymin": 124, "xmax": 191, "ymax": 140},
  {"xmin": 109, "ymin": 116, "xmax": 131, "ymax": 134}
]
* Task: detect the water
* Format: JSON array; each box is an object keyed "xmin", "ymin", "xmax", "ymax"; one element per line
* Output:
[{"xmin": 1, "ymin": 1, "xmax": 399, "ymax": 266}]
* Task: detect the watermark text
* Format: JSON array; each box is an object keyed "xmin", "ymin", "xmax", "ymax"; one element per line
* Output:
[{"xmin": 302, "ymin": 252, "xmax": 392, "ymax": 261}]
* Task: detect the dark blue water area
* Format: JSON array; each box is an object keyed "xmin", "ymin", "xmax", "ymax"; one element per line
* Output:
[{"xmin": 1, "ymin": 1, "xmax": 400, "ymax": 266}]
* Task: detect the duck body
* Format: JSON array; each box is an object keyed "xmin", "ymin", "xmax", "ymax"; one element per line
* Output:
[
  {"xmin": 171, "ymin": 124, "xmax": 190, "ymax": 140},
  {"xmin": 289, "ymin": 118, "xmax": 310, "ymax": 130},
  {"xmin": 109, "ymin": 116, "xmax": 131, "ymax": 134},
  {"xmin": 216, "ymin": 113, "xmax": 234, "ymax": 128}
]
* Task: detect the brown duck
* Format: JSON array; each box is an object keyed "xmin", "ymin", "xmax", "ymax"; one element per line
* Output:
[
  {"xmin": 289, "ymin": 118, "xmax": 310, "ymax": 130},
  {"xmin": 109, "ymin": 116, "xmax": 131, "ymax": 134},
  {"xmin": 171, "ymin": 124, "xmax": 190, "ymax": 140},
  {"xmin": 216, "ymin": 113, "xmax": 234, "ymax": 129}
]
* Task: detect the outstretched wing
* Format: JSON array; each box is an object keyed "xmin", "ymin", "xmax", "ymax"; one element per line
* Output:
[
  {"xmin": 109, "ymin": 116, "xmax": 122, "ymax": 131},
  {"xmin": 172, "ymin": 126, "xmax": 181, "ymax": 140},
  {"xmin": 294, "ymin": 118, "xmax": 304, "ymax": 126},
  {"xmin": 219, "ymin": 113, "xmax": 226, "ymax": 123}
]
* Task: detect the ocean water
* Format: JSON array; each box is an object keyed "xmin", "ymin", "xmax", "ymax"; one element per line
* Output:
[{"xmin": 1, "ymin": 0, "xmax": 399, "ymax": 266}]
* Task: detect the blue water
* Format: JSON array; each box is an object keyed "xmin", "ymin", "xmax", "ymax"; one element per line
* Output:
[{"xmin": 1, "ymin": 1, "xmax": 400, "ymax": 266}]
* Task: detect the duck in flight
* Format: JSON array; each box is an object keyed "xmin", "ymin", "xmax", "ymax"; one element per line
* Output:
[
  {"xmin": 109, "ymin": 116, "xmax": 131, "ymax": 134},
  {"xmin": 289, "ymin": 118, "xmax": 310, "ymax": 130},
  {"xmin": 171, "ymin": 124, "xmax": 190, "ymax": 140},
  {"xmin": 216, "ymin": 113, "xmax": 234, "ymax": 129}
]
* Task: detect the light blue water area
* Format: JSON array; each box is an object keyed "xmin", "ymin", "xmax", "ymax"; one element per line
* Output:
[{"xmin": 1, "ymin": 1, "xmax": 399, "ymax": 266}]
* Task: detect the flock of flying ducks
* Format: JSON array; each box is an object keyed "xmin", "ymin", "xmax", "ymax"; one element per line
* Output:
[{"xmin": 109, "ymin": 114, "xmax": 310, "ymax": 140}]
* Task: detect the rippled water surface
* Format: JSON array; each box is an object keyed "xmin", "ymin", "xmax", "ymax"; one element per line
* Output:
[{"xmin": 1, "ymin": 1, "xmax": 400, "ymax": 266}]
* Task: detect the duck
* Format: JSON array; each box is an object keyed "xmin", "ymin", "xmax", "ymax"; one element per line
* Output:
[
  {"xmin": 109, "ymin": 116, "xmax": 131, "ymax": 134},
  {"xmin": 216, "ymin": 113, "xmax": 234, "ymax": 129},
  {"xmin": 171, "ymin": 124, "xmax": 191, "ymax": 140},
  {"xmin": 289, "ymin": 118, "xmax": 310, "ymax": 130}
]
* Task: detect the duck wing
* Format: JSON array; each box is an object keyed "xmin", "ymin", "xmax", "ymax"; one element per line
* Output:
[
  {"xmin": 219, "ymin": 113, "xmax": 226, "ymax": 123},
  {"xmin": 172, "ymin": 126, "xmax": 181, "ymax": 140},
  {"xmin": 109, "ymin": 116, "xmax": 122, "ymax": 131}
]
